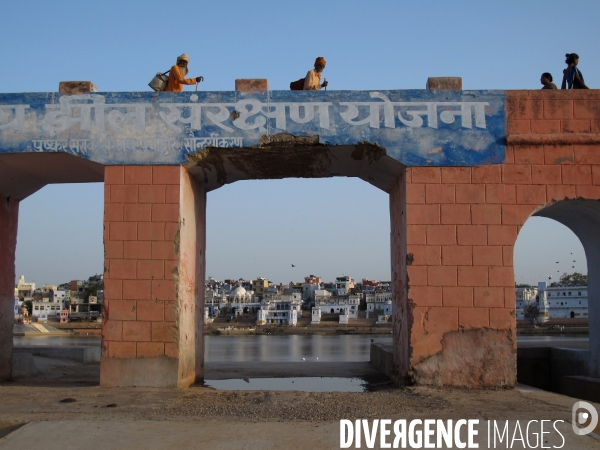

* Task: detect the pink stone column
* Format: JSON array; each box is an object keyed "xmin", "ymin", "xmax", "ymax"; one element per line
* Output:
[
  {"xmin": 101, "ymin": 166, "xmax": 182, "ymax": 387},
  {"xmin": 100, "ymin": 165, "xmax": 206, "ymax": 388},
  {"xmin": 0, "ymin": 195, "xmax": 19, "ymax": 381}
]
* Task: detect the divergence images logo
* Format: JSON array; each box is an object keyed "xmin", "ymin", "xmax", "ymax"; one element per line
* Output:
[{"xmin": 572, "ymin": 401, "xmax": 598, "ymax": 436}]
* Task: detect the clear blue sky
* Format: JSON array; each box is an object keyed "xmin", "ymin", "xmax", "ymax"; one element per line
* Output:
[{"xmin": 3, "ymin": 0, "xmax": 597, "ymax": 286}]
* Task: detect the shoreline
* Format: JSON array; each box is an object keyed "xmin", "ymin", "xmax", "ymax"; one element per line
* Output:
[{"xmin": 13, "ymin": 322, "xmax": 590, "ymax": 337}]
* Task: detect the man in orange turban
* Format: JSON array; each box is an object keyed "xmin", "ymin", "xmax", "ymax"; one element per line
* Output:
[
  {"xmin": 303, "ymin": 56, "xmax": 329, "ymax": 90},
  {"xmin": 165, "ymin": 54, "xmax": 204, "ymax": 92}
]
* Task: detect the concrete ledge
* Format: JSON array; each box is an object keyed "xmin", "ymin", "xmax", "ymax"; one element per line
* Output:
[
  {"xmin": 517, "ymin": 347, "xmax": 552, "ymax": 390},
  {"xmin": 11, "ymin": 353, "xmax": 37, "ymax": 379},
  {"xmin": 426, "ymin": 77, "xmax": 462, "ymax": 90},
  {"xmin": 517, "ymin": 347, "xmax": 591, "ymax": 394},
  {"xmin": 562, "ymin": 376, "xmax": 600, "ymax": 403},
  {"xmin": 58, "ymin": 81, "xmax": 98, "ymax": 94},
  {"xmin": 370, "ymin": 342, "xmax": 393, "ymax": 379},
  {"xmin": 100, "ymin": 356, "xmax": 179, "ymax": 387},
  {"xmin": 235, "ymin": 79, "xmax": 268, "ymax": 92},
  {"xmin": 13, "ymin": 346, "xmax": 100, "ymax": 363}
]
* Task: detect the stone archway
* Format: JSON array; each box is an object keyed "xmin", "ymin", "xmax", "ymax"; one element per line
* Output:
[
  {"xmin": 176, "ymin": 140, "xmax": 409, "ymax": 386},
  {"xmin": 100, "ymin": 139, "xmax": 408, "ymax": 387},
  {"xmin": 532, "ymin": 199, "xmax": 600, "ymax": 375}
]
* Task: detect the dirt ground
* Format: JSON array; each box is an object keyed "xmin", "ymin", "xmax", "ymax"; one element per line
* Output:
[{"xmin": 1, "ymin": 356, "xmax": 600, "ymax": 449}]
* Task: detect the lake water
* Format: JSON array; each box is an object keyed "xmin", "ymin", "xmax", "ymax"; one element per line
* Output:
[
  {"xmin": 204, "ymin": 377, "xmax": 369, "ymax": 392},
  {"xmin": 13, "ymin": 334, "xmax": 590, "ymax": 361}
]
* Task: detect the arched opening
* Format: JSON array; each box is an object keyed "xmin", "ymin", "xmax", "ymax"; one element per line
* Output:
[
  {"xmin": 181, "ymin": 141, "xmax": 408, "ymax": 384},
  {"xmin": 1, "ymin": 152, "xmax": 104, "ymax": 384},
  {"xmin": 515, "ymin": 200, "xmax": 597, "ymax": 392}
]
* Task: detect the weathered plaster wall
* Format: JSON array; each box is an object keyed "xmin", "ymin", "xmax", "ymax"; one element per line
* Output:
[
  {"xmin": 100, "ymin": 166, "xmax": 181, "ymax": 387},
  {"xmin": 389, "ymin": 171, "xmax": 409, "ymax": 384},
  {"xmin": 0, "ymin": 195, "xmax": 18, "ymax": 381},
  {"xmin": 404, "ymin": 90, "xmax": 600, "ymax": 387},
  {"xmin": 177, "ymin": 168, "xmax": 206, "ymax": 387}
]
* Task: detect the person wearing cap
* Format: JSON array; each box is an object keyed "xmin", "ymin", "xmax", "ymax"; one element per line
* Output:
[
  {"xmin": 303, "ymin": 57, "xmax": 328, "ymax": 90},
  {"xmin": 165, "ymin": 54, "xmax": 204, "ymax": 92}
]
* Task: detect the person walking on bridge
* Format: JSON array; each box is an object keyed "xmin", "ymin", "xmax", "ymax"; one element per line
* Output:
[
  {"xmin": 165, "ymin": 54, "xmax": 204, "ymax": 92},
  {"xmin": 540, "ymin": 73, "xmax": 557, "ymax": 89},
  {"xmin": 561, "ymin": 53, "xmax": 589, "ymax": 89},
  {"xmin": 303, "ymin": 57, "xmax": 329, "ymax": 90}
]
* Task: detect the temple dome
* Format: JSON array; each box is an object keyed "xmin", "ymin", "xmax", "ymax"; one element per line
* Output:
[{"xmin": 230, "ymin": 286, "xmax": 247, "ymax": 298}]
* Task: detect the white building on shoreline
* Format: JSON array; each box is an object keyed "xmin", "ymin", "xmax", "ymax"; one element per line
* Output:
[
  {"xmin": 365, "ymin": 291, "xmax": 393, "ymax": 316},
  {"xmin": 515, "ymin": 286, "xmax": 538, "ymax": 320},
  {"xmin": 256, "ymin": 293, "xmax": 302, "ymax": 326},
  {"xmin": 537, "ymin": 281, "xmax": 588, "ymax": 323}
]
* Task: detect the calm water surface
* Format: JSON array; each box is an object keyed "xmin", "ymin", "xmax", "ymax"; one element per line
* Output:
[
  {"xmin": 13, "ymin": 334, "xmax": 589, "ymax": 361},
  {"xmin": 204, "ymin": 377, "xmax": 368, "ymax": 392}
]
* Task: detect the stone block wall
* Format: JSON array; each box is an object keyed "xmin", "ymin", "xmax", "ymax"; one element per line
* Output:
[
  {"xmin": 403, "ymin": 90, "xmax": 600, "ymax": 387},
  {"xmin": 101, "ymin": 166, "xmax": 182, "ymax": 387}
]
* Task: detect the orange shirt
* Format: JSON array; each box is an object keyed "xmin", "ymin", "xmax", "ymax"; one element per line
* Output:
[{"xmin": 165, "ymin": 64, "xmax": 197, "ymax": 92}]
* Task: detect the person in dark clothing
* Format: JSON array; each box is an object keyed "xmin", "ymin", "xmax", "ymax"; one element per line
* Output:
[
  {"xmin": 561, "ymin": 53, "xmax": 589, "ymax": 89},
  {"xmin": 540, "ymin": 73, "xmax": 557, "ymax": 89}
]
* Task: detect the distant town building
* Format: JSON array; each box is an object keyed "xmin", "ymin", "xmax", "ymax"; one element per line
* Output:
[
  {"xmin": 537, "ymin": 281, "xmax": 588, "ymax": 322},
  {"xmin": 228, "ymin": 286, "xmax": 260, "ymax": 315},
  {"xmin": 15, "ymin": 275, "xmax": 35, "ymax": 302},
  {"xmin": 312, "ymin": 291, "xmax": 360, "ymax": 323},
  {"xmin": 334, "ymin": 276, "xmax": 355, "ymax": 295},
  {"xmin": 515, "ymin": 286, "xmax": 538, "ymax": 320},
  {"xmin": 252, "ymin": 277, "xmax": 269, "ymax": 298},
  {"xmin": 256, "ymin": 293, "xmax": 302, "ymax": 326},
  {"xmin": 205, "ymin": 289, "xmax": 228, "ymax": 316},
  {"xmin": 365, "ymin": 291, "xmax": 393, "ymax": 316},
  {"xmin": 302, "ymin": 275, "xmax": 323, "ymax": 304},
  {"xmin": 32, "ymin": 298, "xmax": 67, "ymax": 322}
]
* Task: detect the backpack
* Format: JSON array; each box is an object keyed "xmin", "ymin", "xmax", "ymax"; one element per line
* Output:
[{"xmin": 290, "ymin": 78, "xmax": 305, "ymax": 90}]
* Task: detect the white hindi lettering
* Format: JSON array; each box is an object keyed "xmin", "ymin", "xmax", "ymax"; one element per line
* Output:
[
  {"xmin": 31, "ymin": 139, "xmax": 93, "ymax": 153},
  {"xmin": 42, "ymin": 95, "xmax": 151, "ymax": 134},
  {"xmin": 0, "ymin": 105, "xmax": 30, "ymax": 131},
  {"xmin": 158, "ymin": 100, "xmax": 333, "ymax": 132},
  {"xmin": 183, "ymin": 134, "xmax": 244, "ymax": 152},
  {"xmin": 33, "ymin": 93, "xmax": 489, "ymax": 137},
  {"xmin": 340, "ymin": 92, "xmax": 488, "ymax": 129},
  {"xmin": 263, "ymin": 102, "xmax": 332, "ymax": 130}
]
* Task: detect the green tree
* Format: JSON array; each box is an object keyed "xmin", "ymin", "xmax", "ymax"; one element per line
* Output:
[
  {"xmin": 85, "ymin": 281, "xmax": 104, "ymax": 300},
  {"xmin": 559, "ymin": 272, "xmax": 587, "ymax": 285}
]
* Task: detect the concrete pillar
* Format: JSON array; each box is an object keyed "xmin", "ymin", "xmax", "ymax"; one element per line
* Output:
[
  {"xmin": 389, "ymin": 171, "xmax": 409, "ymax": 384},
  {"xmin": 405, "ymin": 166, "xmax": 516, "ymax": 387},
  {"xmin": 0, "ymin": 195, "xmax": 19, "ymax": 381},
  {"xmin": 177, "ymin": 168, "xmax": 206, "ymax": 386},
  {"xmin": 101, "ymin": 166, "xmax": 185, "ymax": 387}
]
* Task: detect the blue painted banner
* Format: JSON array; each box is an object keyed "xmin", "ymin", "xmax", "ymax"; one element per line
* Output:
[{"xmin": 0, "ymin": 90, "xmax": 506, "ymax": 166}]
